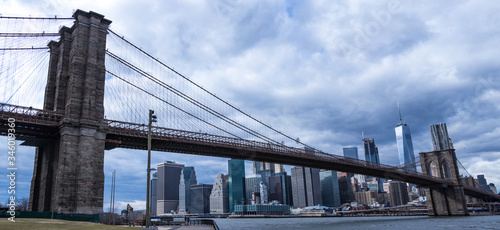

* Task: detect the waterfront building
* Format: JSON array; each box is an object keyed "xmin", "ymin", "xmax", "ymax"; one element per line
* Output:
[
  {"xmin": 320, "ymin": 170, "xmax": 341, "ymax": 207},
  {"xmin": 395, "ymin": 106, "xmax": 417, "ymax": 171},
  {"xmin": 245, "ymin": 174, "xmax": 263, "ymax": 205},
  {"xmin": 150, "ymin": 172, "xmax": 157, "ymax": 215},
  {"xmin": 256, "ymin": 169, "xmax": 273, "ymax": 192},
  {"xmin": 363, "ymin": 138, "xmax": 384, "ymax": 192},
  {"xmin": 228, "ymin": 159, "xmax": 246, "ymax": 212},
  {"xmin": 209, "ymin": 173, "xmax": 229, "ymax": 214},
  {"xmin": 291, "ymin": 166, "xmax": 322, "ymax": 208},
  {"xmin": 156, "ymin": 161, "xmax": 184, "ymax": 214},
  {"xmin": 234, "ymin": 204, "xmax": 291, "ymax": 215},
  {"xmin": 430, "ymin": 123, "xmax": 453, "ymax": 150},
  {"xmin": 189, "ymin": 184, "xmax": 213, "ymax": 214},
  {"xmin": 178, "ymin": 166, "xmax": 197, "ymax": 213},
  {"xmin": 387, "ymin": 181, "xmax": 409, "ymax": 206},
  {"xmin": 343, "ymin": 147, "xmax": 359, "ymax": 159}
]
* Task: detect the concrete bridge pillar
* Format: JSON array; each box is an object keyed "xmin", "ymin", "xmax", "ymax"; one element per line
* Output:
[
  {"xmin": 419, "ymin": 149, "xmax": 468, "ymax": 216},
  {"xmin": 29, "ymin": 10, "xmax": 111, "ymax": 214}
]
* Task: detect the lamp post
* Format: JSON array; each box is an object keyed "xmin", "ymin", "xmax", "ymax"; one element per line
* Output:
[{"xmin": 146, "ymin": 109, "xmax": 157, "ymax": 228}]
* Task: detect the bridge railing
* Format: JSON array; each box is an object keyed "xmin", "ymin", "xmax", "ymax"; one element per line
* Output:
[
  {"xmin": 0, "ymin": 103, "xmax": 63, "ymax": 125},
  {"xmin": 104, "ymin": 119, "xmax": 454, "ymax": 186}
]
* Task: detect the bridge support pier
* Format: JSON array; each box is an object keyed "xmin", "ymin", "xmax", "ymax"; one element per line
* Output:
[
  {"xmin": 28, "ymin": 10, "xmax": 111, "ymax": 214},
  {"xmin": 419, "ymin": 149, "xmax": 468, "ymax": 216}
]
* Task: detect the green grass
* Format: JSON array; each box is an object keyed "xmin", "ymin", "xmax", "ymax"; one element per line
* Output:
[{"xmin": 0, "ymin": 218, "xmax": 142, "ymax": 230}]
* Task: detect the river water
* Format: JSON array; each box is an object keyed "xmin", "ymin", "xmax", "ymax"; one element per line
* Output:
[{"xmin": 213, "ymin": 215, "xmax": 500, "ymax": 230}]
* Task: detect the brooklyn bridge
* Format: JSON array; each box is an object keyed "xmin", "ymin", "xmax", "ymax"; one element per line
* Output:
[{"xmin": 1, "ymin": 10, "xmax": 498, "ymax": 216}]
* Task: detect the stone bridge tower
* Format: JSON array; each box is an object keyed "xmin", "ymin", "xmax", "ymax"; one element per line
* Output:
[
  {"xmin": 419, "ymin": 149, "xmax": 468, "ymax": 216},
  {"xmin": 29, "ymin": 10, "xmax": 111, "ymax": 214}
]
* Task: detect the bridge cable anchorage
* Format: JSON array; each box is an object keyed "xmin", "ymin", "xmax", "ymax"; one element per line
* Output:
[
  {"xmin": 107, "ymin": 29, "xmax": 321, "ymax": 151},
  {"xmin": 105, "ymin": 50, "xmax": 281, "ymax": 145},
  {"xmin": 105, "ymin": 70, "xmax": 244, "ymax": 140}
]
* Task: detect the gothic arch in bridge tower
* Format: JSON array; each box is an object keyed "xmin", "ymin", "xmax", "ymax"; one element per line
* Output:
[
  {"xmin": 419, "ymin": 149, "xmax": 468, "ymax": 216},
  {"xmin": 429, "ymin": 161, "xmax": 439, "ymax": 177}
]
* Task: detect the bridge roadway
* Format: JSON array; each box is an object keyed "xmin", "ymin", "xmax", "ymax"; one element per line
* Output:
[{"xmin": 1, "ymin": 103, "xmax": 499, "ymax": 202}]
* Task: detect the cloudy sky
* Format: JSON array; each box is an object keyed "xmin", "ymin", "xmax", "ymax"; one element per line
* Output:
[{"xmin": 1, "ymin": 0, "xmax": 500, "ymax": 211}]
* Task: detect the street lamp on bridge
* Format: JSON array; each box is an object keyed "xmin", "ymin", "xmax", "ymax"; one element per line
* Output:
[{"xmin": 146, "ymin": 110, "xmax": 157, "ymax": 228}]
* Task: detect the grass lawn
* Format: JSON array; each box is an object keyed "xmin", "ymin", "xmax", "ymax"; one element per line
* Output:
[{"xmin": 0, "ymin": 218, "xmax": 143, "ymax": 230}]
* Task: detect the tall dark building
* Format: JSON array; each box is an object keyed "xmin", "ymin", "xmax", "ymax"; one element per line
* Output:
[
  {"xmin": 363, "ymin": 138, "xmax": 384, "ymax": 192},
  {"xmin": 363, "ymin": 138, "xmax": 380, "ymax": 164},
  {"xmin": 338, "ymin": 172, "xmax": 354, "ymax": 204},
  {"xmin": 430, "ymin": 123, "xmax": 453, "ymax": 150},
  {"xmin": 387, "ymin": 181, "xmax": 409, "ymax": 206},
  {"xmin": 179, "ymin": 166, "xmax": 197, "ymax": 213},
  {"xmin": 189, "ymin": 184, "xmax": 213, "ymax": 214},
  {"xmin": 228, "ymin": 159, "xmax": 246, "ymax": 212},
  {"xmin": 156, "ymin": 161, "xmax": 184, "ymax": 214},
  {"xmin": 291, "ymin": 166, "xmax": 322, "ymax": 208},
  {"xmin": 269, "ymin": 172, "xmax": 293, "ymax": 205},
  {"xmin": 150, "ymin": 172, "xmax": 157, "ymax": 215},
  {"xmin": 320, "ymin": 170, "xmax": 341, "ymax": 207}
]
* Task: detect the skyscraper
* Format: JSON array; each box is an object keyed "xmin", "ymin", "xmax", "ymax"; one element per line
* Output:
[
  {"xmin": 477, "ymin": 175, "xmax": 493, "ymax": 193},
  {"xmin": 189, "ymin": 184, "xmax": 213, "ymax": 214},
  {"xmin": 228, "ymin": 159, "xmax": 246, "ymax": 212},
  {"xmin": 338, "ymin": 172, "xmax": 354, "ymax": 204},
  {"xmin": 363, "ymin": 138, "xmax": 383, "ymax": 192},
  {"xmin": 209, "ymin": 174, "xmax": 229, "ymax": 214},
  {"xmin": 363, "ymin": 138, "xmax": 380, "ymax": 164},
  {"xmin": 178, "ymin": 166, "xmax": 197, "ymax": 213},
  {"xmin": 291, "ymin": 166, "xmax": 322, "ymax": 208},
  {"xmin": 320, "ymin": 170, "xmax": 341, "ymax": 207},
  {"xmin": 269, "ymin": 172, "xmax": 293, "ymax": 206},
  {"xmin": 343, "ymin": 147, "xmax": 358, "ymax": 159},
  {"xmin": 245, "ymin": 174, "xmax": 263, "ymax": 205},
  {"xmin": 150, "ymin": 172, "xmax": 157, "ymax": 215},
  {"xmin": 395, "ymin": 106, "xmax": 417, "ymax": 171},
  {"xmin": 430, "ymin": 123, "xmax": 453, "ymax": 150},
  {"xmin": 387, "ymin": 181, "xmax": 409, "ymax": 206},
  {"xmin": 253, "ymin": 161, "xmax": 277, "ymax": 174},
  {"xmin": 156, "ymin": 161, "xmax": 184, "ymax": 214}
]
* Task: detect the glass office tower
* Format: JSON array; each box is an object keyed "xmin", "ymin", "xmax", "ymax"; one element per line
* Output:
[
  {"xmin": 395, "ymin": 124, "xmax": 417, "ymax": 171},
  {"xmin": 228, "ymin": 159, "xmax": 246, "ymax": 212}
]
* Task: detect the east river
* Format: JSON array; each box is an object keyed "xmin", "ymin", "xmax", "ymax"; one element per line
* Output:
[{"xmin": 213, "ymin": 215, "xmax": 500, "ymax": 230}]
